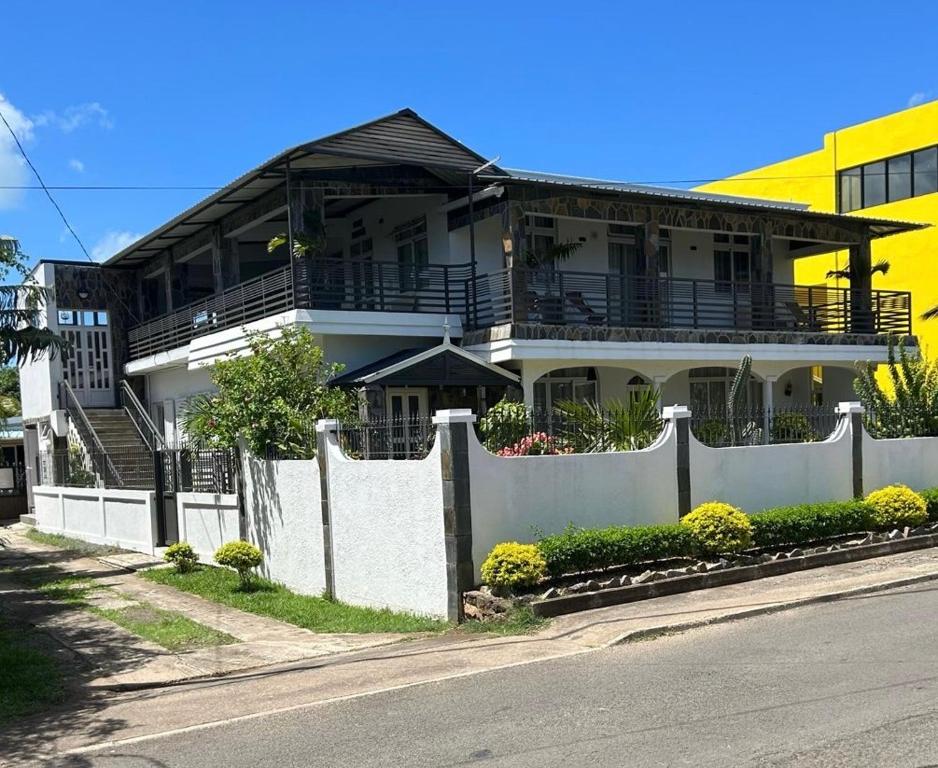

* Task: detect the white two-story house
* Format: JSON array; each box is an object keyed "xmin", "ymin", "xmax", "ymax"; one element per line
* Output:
[{"xmin": 19, "ymin": 109, "xmax": 921, "ymax": 496}]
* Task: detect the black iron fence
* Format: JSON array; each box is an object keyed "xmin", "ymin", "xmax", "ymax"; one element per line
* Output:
[
  {"xmin": 39, "ymin": 445, "xmax": 239, "ymax": 494},
  {"xmin": 476, "ymin": 407, "xmax": 664, "ymax": 455},
  {"xmin": 337, "ymin": 416, "xmax": 437, "ymax": 460},
  {"xmin": 690, "ymin": 405, "xmax": 840, "ymax": 448}
]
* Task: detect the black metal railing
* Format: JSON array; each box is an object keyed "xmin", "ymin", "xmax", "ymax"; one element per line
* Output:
[
  {"xmin": 337, "ymin": 416, "xmax": 437, "ymax": 460},
  {"xmin": 476, "ymin": 407, "xmax": 664, "ymax": 455},
  {"xmin": 59, "ymin": 380, "xmax": 123, "ymax": 487},
  {"xmin": 159, "ymin": 447, "xmax": 239, "ymax": 494},
  {"xmin": 128, "ymin": 264, "xmax": 296, "ymax": 358},
  {"xmin": 470, "ymin": 267, "xmax": 913, "ymax": 336},
  {"xmin": 690, "ymin": 405, "xmax": 840, "ymax": 448}
]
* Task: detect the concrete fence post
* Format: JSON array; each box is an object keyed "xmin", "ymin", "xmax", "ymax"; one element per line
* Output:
[
  {"xmin": 315, "ymin": 418, "xmax": 339, "ymax": 599},
  {"xmin": 835, "ymin": 402, "xmax": 865, "ymax": 498},
  {"xmin": 663, "ymin": 405, "xmax": 692, "ymax": 518},
  {"xmin": 432, "ymin": 408, "xmax": 476, "ymax": 623}
]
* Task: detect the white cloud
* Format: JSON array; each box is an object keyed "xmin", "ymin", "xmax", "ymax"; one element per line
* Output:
[
  {"xmin": 33, "ymin": 102, "xmax": 113, "ymax": 133},
  {"xmin": 0, "ymin": 92, "xmax": 34, "ymax": 209},
  {"xmin": 91, "ymin": 230, "xmax": 143, "ymax": 262},
  {"xmin": 908, "ymin": 91, "xmax": 929, "ymax": 108},
  {"xmin": 68, "ymin": 158, "xmax": 85, "ymax": 173}
]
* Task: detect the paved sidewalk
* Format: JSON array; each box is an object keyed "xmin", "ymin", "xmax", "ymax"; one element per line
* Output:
[
  {"xmin": 0, "ymin": 527, "xmax": 413, "ymax": 689},
  {"xmin": 10, "ymin": 544, "xmax": 938, "ymax": 762}
]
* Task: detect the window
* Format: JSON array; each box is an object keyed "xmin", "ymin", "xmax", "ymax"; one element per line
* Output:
[
  {"xmin": 608, "ymin": 226, "xmax": 671, "ymax": 275},
  {"xmin": 713, "ymin": 233, "xmax": 751, "ymax": 292},
  {"xmin": 524, "ymin": 215, "xmax": 556, "ymax": 265},
  {"xmin": 56, "ymin": 309, "xmax": 108, "ymax": 327},
  {"xmin": 395, "ymin": 217, "xmax": 428, "ymax": 291},
  {"xmin": 533, "ymin": 367, "xmax": 598, "ymax": 412},
  {"xmin": 839, "ymin": 143, "xmax": 938, "ymax": 211},
  {"xmin": 689, "ymin": 367, "xmax": 761, "ymax": 413}
]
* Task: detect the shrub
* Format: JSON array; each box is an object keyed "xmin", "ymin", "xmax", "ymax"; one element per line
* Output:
[
  {"xmin": 478, "ymin": 398, "xmax": 529, "ymax": 453},
  {"xmin": 480, "ymin": 542, "xmax": 547, "ymax": 592},
  {"xmin": 771, "ymin": 412, "xmax": 817, "ymax": 443},
  {"xmin": 920, "ymin": 487, "xmax": 938, "ymax": 523},
  {"xmin": 681, "ymin": 502, "xmax": 752, "ymax": 555},
  {"xmin": 864, "ymin": 484, "xmax": 928, "ymax": 530},
  {"xmin": 214, "ymin": 540, "xmax": 263, "ymax": 587},
  {"xmin": 536, "ymin": 523, "xmax": 695, "ymax": 577},
  {"xmin": 497, "ymin": 432, "xmax": 571, "ymax": 457},
  {"xmin": 163, "ymin": 541, "xmax": 199, "ymax": 573},
  {"xmin": 749, "ymin": 501, "xmax": 872, "ymax": 548}
]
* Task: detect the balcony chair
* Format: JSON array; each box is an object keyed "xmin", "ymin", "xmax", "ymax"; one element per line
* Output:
[
  {"xmin": 565, "ymin": 291, "xmax": 607, "ymax": 326},
  {"xmin": 784, "ymin": 301, "xmax": 822, "ymax": 332}
]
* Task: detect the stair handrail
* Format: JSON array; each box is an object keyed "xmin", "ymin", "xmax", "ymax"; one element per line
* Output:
[
  {"xmin": 59, "ymin": 380, "xmax": 124, "ymax": 487},
  {"xmin": 120, "ymin": 380, "xmax": 165, "ymax": 451}
]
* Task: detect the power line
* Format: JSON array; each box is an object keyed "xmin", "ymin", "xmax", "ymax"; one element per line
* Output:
[{"xmin": 0, "ymin": 110, "xmax": 95, "ymax": 264}]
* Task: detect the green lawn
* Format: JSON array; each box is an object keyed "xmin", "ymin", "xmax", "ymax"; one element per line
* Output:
[
  {"xmin": 458, "ymin": 605, "xmax": 548, "ymax": 636},
  {"xmin": 141, "ymin": 566, "xmax": 449, "ymax": 634},
  {"xmin": 25, "ymin": 529, "xmax": 125, "ymax": 557},
  {"xmin": 0, "ymin": 624, "xmax": 66, "ymax": 723},
  {"xmin": 95, "ymin": 603, "xmax": 236, "ymax": 652}
]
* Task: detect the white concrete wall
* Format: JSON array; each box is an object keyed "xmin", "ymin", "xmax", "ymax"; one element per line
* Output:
[
  {"xmin": 176, "ymin": 491, "xmax": 240, "ymax": 561},
  {"xmin": 242, "ymin": 452, "xmax": 326, "ymax": 596},
  {"xmin": 468, "ymin": 422, "xmax": 680, "ymax": 577},
  {"xmin": 19, "ymin": 263, "xmax": 60, "ymax": 421},
  {"xmin": 863, "ymin": 432, "xmax": 938, "ymax": 493},
  {"xmin": 690, "ymin": 419, "xmax": 854, "ymax": 513},
  {"xmin": 32, "ymin": 485, "xmax": 158, "ymax": 554},
  {"xmin": 326, "ymin": 432, "xmax": 448, "ymax": 618}
]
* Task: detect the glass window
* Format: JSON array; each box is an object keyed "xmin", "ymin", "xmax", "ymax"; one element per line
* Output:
[
  {"xmin": 714, "ymin": 250, "xmax": 732, "ymax": 284},
  {"xmin": 888, "ymin": 155, "xmax": 912, "ymax": 202},
  {"xmin": 840, "ymin": 167, "xmax": 862, "ymax": 212},
  {"xmin": 914, "ymin": 147, "xmax": 938, "ymax": 196},
  {"xmin": 863, "ymin": 161, "xmax": 887, "ymax": 207},
  {"xmin": 395, "ymin": 217, "xmax": 429, "ymax": 291}
]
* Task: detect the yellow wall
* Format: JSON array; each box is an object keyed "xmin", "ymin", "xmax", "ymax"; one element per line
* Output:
[{"xmin": 699, "ymin": 100, "xmax": 938, "ymax": 356}]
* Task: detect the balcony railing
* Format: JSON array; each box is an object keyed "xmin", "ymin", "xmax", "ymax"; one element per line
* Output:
[
  {"xmin": 470, "ymin": 268, "xmax": 912, "ymax": 336},
  {"xmin": 127, "ymin": 261, "xmax": 913, "ymax": 359}
]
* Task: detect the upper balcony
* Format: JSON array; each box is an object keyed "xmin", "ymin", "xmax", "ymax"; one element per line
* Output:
[{"xmin": 126, "ymin": 257, "xmax": 913, "ymax": 361}]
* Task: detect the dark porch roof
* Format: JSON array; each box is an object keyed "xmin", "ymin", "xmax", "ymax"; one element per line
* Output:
[{"xmin": 332, "ymin": 343, "xmax": 519, "ymax": 388}]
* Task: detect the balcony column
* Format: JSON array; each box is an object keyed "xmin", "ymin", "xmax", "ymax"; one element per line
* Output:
[
  {"xmin": 849, "ymin": 235, "xmax": 874, "ymax": 334},
  {"xmin": 752, "ymin": 225, "xmax": 774, "ymax": 330},
  {"xmin": 653, "ymin": 374, "xmax": 669, "ymax": 414},
  {"xmin": 211, "ymin": 226, "xmax": 240, "ymax": 293},
  {"xmin": 288, "ymin": 183, "xmax": 326, "ymax": 308},
  {"xmin": 639, "ymin": 219, "xmax": 661, "ymax": 326},
  {"xmin": 502, "ymin": 203, "xmax": 527, "ymax": 323}
]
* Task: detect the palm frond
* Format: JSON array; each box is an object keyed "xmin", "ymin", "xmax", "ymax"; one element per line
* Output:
[
  {"xmin": 921, "ymin": 304, "xmax": 938, "ymax": 321},
  {"xmin": 871, "ymin": 259, "xmax": 891, "ymax": 276},
  {"xmin": 826, "ymin": 267, "xmax": 851, "ymax": 280},
  {"xmin": 0, "ymin": 327, "xmax": 68, "ymax": 366}
]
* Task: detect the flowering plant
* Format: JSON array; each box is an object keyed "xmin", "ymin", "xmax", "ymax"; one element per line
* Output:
[{"xmin": 497, "ymin": 432, "xmax": 571, "ymax": 457}]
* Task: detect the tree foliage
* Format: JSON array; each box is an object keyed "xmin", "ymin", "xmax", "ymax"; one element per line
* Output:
[
  {"xmin": 854, "ymin": 336, "xmax": 938, "ymax": 438},
  {"xmin": 0, "ymin": 238, "xmax": 67, "ymax": 366},
  {"xmin": 553, "ymin": 390, "xmax": 662, "ymax": 452},
  {"xmin": 180, "ymin": 326, "xmax": 358, "ymax": 457}
]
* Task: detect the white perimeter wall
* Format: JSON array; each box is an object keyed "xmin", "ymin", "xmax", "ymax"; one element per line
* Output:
[
  {"xmin": 863, "ymin": 433, "xmax": 938, "ymax": 492},
  {"xmin": 690, "ymin": 420, "xmax": 854, "ymax": 513},
  {"xmin": 176, "ymin": 492, "xmax": 240, "ymax": 561},
  {"xmin": 242, "ymin": 453, "xmax": 326, "ymax": 596},
  {"xmin": 326, "ymin": 433, "xmax": 448, "ymax": 618},
  {"xmin": 468, "ymin": 424, "xmax": 680, "ymax": 577},
  {"xmin": 33, "ymin": 485, "xmax": 158, "ymax": 554}
]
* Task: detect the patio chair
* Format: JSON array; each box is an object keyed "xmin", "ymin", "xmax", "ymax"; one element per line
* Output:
[
  {"xmin": 784, "ymin": 301, "xmax": 821, "ymax": 332},
  {"xmin": 565, "ymin": 291, "xmax": 606, "ymax": 326}
]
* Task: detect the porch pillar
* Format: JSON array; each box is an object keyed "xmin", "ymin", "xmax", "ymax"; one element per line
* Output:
[
  {"xmin": 652, "ymin": 374, "xmax": 669, "ymax": 414},
  {"xmin": 848, "ymin": 236, "xmax": 874, "ymax": 334},
  {"xmin": 521, "ymin": 370, "xmax": 536, "ymax": 409},
  {"xmin": 762, "ymin": 375, "xmax": 777, "ymax": 445}
]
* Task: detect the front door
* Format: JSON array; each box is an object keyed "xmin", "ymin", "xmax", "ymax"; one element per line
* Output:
[
  {"xmin": 59, "ymin": 310, "xmax": 114, "ymax": 408},
  {"xmin": 386, "ymin": 387, "xmax": 428, "ymax": 459}
]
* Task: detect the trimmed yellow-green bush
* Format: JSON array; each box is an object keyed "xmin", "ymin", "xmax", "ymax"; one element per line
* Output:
[
  {"xmin": 681, "ymin": 501, "xmax": 752, "ymax": 555},
  {"xmin": 164, "ymin": 541, "xmax": 199, "ymax": 574},
  {"xmin": 864, "ymin": 484, "xmax": 928, "ymax": 530},
  {"xmin": 481, "ymin": 542, "xmax": 547, "ymax": 592},
  {"xmin": 214, "ymin": 540, "xmax": 263, "ymax": 587}
]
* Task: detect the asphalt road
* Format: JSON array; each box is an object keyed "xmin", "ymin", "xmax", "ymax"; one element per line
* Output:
[{"xmin": 57, "ymin": 583, "xmax": 938, "ymax": 767}]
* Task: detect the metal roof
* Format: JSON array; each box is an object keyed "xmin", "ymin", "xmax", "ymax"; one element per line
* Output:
[
  {"xmin": 494, "ymin": 168, "xmax": 926, "ymax": 236},
  {"xmin": 105, "ymin": 112, "xmax": 927, "ymax": 269}
]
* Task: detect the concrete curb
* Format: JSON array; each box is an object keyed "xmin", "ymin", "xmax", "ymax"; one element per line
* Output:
[
  {"xmin": 533, "ymin": 532, "xmax": 938, "ymax": 618},
  {"xmin": 603, "ymin": 570, "xmax": 938, "ymax": 647}
]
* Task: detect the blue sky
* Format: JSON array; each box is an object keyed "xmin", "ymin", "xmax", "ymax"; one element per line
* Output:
[{"xmin": 2, "ymin": 0, "xmax": 937, "ymax": 268}]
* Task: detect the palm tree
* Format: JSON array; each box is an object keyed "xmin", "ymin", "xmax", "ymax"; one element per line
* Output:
[
  {"xmin": 0, "ymin": 237, "xmax": 67, "ymax": 365},
  {"xmin": 825, "ymin": 259, "xmax": 890, "ymax": 281}
]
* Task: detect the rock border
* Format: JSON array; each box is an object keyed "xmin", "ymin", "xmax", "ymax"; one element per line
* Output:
[{"xmin": 530, "ymin": 526, "xmax": 938, "ymax": 618}]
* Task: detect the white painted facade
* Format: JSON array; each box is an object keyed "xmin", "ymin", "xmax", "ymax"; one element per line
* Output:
[
  {"xmin": 863, "ymin": 433, "xmax": 938, "ymax": 493},
  {"xmin": 175, "ymin": 492, "xmax": 240, "ymax": 561}
]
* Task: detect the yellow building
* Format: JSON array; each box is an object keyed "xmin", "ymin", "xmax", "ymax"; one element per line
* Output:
[{"xmin": 699, "ymin": 99, "xmax": 938, "ymax": 355}]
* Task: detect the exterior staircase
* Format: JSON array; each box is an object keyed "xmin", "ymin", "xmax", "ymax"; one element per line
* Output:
[{"xmin": 83, "ymin": 409, "xmax": 155, "ymax": 489}]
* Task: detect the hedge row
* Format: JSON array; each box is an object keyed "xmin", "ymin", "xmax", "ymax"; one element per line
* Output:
[{"xmin": 536, "ymin": 489, "xmax": 938, "ymax": 578}]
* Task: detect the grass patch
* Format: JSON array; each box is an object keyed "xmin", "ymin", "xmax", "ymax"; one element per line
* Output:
[
  {"xmin": 25, "ymin": 529, "xmax": 125, "ymax": 557},
  {"xmin": 94, "ymin": 604, "xmax": 236, "ymax": 652},
  {"xmin": 141, "ymin": 565, "xmax": 449, "ymax": 634},
  {"xmin": 0, "ymin": 623, "xmax": 66, "ymax": 723},
  {"xmin": 458, "ymin": 605, "xmax": 548, "ymax": 636}
]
